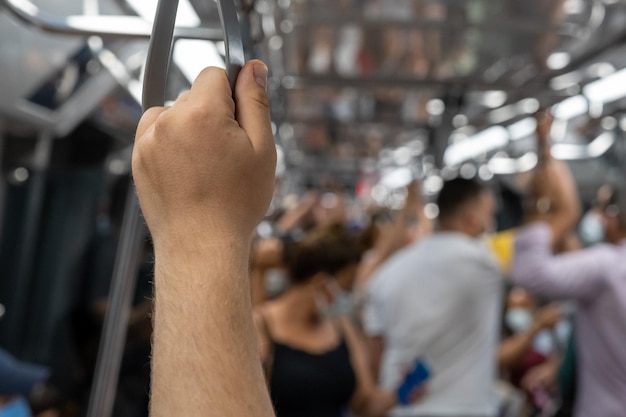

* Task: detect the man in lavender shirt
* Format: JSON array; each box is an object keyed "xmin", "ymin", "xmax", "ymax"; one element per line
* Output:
[{"xmin": 512, "ymin": 113, "xmax": 626, "ymax": 417}]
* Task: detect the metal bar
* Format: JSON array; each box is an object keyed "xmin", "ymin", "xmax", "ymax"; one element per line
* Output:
[
  {"xmin": 4, "ymin": 132, "xmax": 53, "ymax": 353},
  {"xmin": 85, "ymin": 190, "xmax": 146, "ymax": 417},
  {"xmin": 288, "ymin": 16, "xmax": 575, "ymax": 36},
  {"xmin": 280, "ymin": 74, "xmax": 544, "ymax": 91},
  {"xmin": 2, "ymin": 0, "xmax": 222, "ymax": 40},
  {"xmin": 142, "ymin": 0, "xmax": 179, "ymax": 109},
  {"xmin": 0, "ymin": 121, "xmax": 6, "ymax": 250},
  {"xmin": 217, "ymin": 0, "xmax": 246, "ymax": 93}
]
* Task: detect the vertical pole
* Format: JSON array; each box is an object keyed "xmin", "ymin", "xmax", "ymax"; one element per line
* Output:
[
  {"xmin": 6, "ymin": 131, "xmax": 53, "ymax": 353},
  {"xmin": 86, "ymin": 189, "xmax": 146, "ymax": 417}
]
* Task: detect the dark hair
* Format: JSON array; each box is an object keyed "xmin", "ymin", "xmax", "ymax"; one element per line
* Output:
[
  {"xmin": 437, "ymin": 178, "xmax": 488, "ymax": 222},
  {"xmin": 284, "ymin": 223, "xmax": 362, "ymax": 284}
]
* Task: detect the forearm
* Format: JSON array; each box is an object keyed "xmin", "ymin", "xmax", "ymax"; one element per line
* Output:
[
  {"xmin": 151, "ymin": 238, "xmax": 274, "ymax": 417},
  {"xmin": 498, "ymin": 325, "xmax": 540, "ymax": 369},
  {"xmin": 355, "ymin": 389, "xmax": 397, "ymax": 417}
]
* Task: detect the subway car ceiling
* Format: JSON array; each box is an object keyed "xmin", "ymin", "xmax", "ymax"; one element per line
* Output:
[{"xmin": 1, "ymin": 0, "xmax": 626, "ymax": 196}]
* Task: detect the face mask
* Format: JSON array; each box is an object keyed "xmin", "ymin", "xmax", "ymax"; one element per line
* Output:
[
  {"xmin": 316, "ymin": 281, "xmax": 357, "ymax": 318},
  {"xmin": 0, "ymin": 398, "xmax": 31, "ymax": 417},
  {"xmin": 579, "ymin": 212, "xmax": 605, "ymax": 245},
  {"xmin": 505, "ymin": 308, "xmax": 533, "ymax": 333}
]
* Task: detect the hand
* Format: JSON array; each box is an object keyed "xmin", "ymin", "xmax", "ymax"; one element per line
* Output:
[
  {"xmin": 520, "ymin": 359, "xmax": 559, "ymax": 393},
  {"xmin": 407, "ymin": 383, "xmax": 428, "ymax": 404},
  {"xmin": 535, "ymin": 110, "xmax": 554, "ymax": 143},
  {"xmin": 405, "ymin": 180, "xmax": 420, "ymax": 209},
  {"xmin": 133, "ymin": 61, "xmax": 277, "ymax": 246},
  {"xmin": 534, "ymin": 304, "xmax": 561, "ymax": 330}
]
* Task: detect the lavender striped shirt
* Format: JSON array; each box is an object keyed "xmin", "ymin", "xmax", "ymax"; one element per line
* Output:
[{"xmin": 513, "ymin": 223, "xmax": 626, "ymax": 417}]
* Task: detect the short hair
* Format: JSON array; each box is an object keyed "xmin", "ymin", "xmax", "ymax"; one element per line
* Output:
[
  {"xmin": 284, "ymin": 223, "xmax": 362, "ymax": 285},
  {"xmin": 436, "ymin": 178, "xmax": 488, "ymax": 222}
]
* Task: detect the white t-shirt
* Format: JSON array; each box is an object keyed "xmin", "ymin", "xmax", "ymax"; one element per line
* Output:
[{"xmin": 364, "ymin": 232, "xmax": 503, "ymax": 417}]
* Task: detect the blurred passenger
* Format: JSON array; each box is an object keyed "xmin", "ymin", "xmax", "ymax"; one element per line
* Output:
[
  {"xmin": 578, "ymin": 184, "xmax": 614, "ymax": 247},
  {"xmin": 499, "ymin": 288, "xmax": 566, "ymax": 416},
  {"xmin": 0, "ymin": 349, "xmax": 60, "ymax": 417},
  {"xmin": 254, "ymin": 224, "xmax": 424, "ymax": 417},
  {"xmin": 512, "ymin": 113, "xmax": 626, "ymax": 417},
  {"xmin": 365, "ymin": 178, "xmax": 502, "ymax": 417},
  {"xmin": 355, "ymin": 180, "xmax": 431, "ymax": 295}
]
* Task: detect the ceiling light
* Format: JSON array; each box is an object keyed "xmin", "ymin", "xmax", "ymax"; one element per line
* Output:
[
  {"xmin": 424, "ymin": 203, "xmax": 440, "ymax": 220},
  {"xmin": 424, "ymin": 175, "xmax": 444, "ymax": 194},
  {"xmin": 508, "ymin": 117, "xmax": 537, "ymax": 141},
  {"xmin": 488, "ymin": 152, "xmax": 538, "ymax": 175},
  {"xmin": 520, "ymin": 98, "xmax": 540, "ymax": 114},
  {"xmin": 547, "ymin": 52, "xmax": 571, "ymax": 70},
  {"xmin": 460, "ymin": 163, "xmax": 477, "ymax": 179},
  {"xmin": 452, "ymin": 114, "xmax": 468, "ymax": 128},
  {"xmin": 381, "ymin": 167, "xmax": 413, "ymax": 189},
  {"xmin": 602, "ymin": 117, "xmax": 617, "ymax": 131},
  {"xmin": 552, "ymin": 95, "xmax": 588, "ymax": 119},
  {"xmin": 426, "ymin": 99, "xmax": 445, "ymax": 116},
  {"xmin": 478, "ymin": 165, "xmax": 494, "ymax": 181},
  {"xmin": 586, "ymin": 63, "xmax": 615, "ymax": 78},
  {"xmin": 551, "ymin": 132, "xmax": 614, "ymax": 159},
  {"xmin": 482, "ymin": 91, "xmax": 507, "ymax": 109},
  {"xmin": 444, "ymin": 126, "xmax": 509, "ymax": 167},
  {"xmin": 584, "ymin": 67, "xmax": 626, "ymax": 104}
]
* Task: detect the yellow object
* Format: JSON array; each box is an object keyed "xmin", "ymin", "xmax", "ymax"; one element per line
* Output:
[{"xmin": 488, "ymin": 229, "xmax": 516, "ymax": 274}]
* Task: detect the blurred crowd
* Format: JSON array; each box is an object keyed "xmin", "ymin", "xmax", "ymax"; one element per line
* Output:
[{"xmin": 1, "ymin": 111, "xmax": 625, "ymax": 417}]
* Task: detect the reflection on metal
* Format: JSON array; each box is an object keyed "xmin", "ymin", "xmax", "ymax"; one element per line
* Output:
[
  {"xmin": 216, "ymin": 0, "xmax": 246, "ymax": 93},
  {"xmin": 4, "ymin": 132, "xmax": 53, "ymax": 353},
  {"xmin": 142, "ymin": 0, "xmax": 180, "ymax": 109},
  {"xmin": 0, "ymin": 122, "xmax": 5, "ymax": 250},
  {"xmin": 2, "ymin": 0, "xmax": 223, "ymax": 40},
  {"xmin": 143, "ymin": 0, "xmax": 246, "ymax": 107},
  {"xmin": 85, "ymin": 189, "xmax": 146, "ymax": 417}
]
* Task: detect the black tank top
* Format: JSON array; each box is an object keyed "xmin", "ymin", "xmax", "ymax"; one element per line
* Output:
[{"xmin": 264, "ymin": 319, "xmax": 357, "ymax": 417}]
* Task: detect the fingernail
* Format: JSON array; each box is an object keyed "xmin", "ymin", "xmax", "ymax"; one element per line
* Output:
[{"xmin": 253, "ymin": 63, "xmax": 268, "ymax": 91}]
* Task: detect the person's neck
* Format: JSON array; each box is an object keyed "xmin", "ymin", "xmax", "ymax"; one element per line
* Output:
[
  {"xmin": 438, "ymin": 221, "xmax": 476, "ymax": 238},
  {"xmin": 278, "ymin": 285, "xmax": 322, "ymax": 326}
]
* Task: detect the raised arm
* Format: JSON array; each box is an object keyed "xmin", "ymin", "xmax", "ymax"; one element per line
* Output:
[
  {"xmin": 525, "ymin": 111, "xmax": 581, "ymax": 248},
  {"xmin": 133, "ymin": 62, "xmax": 276, "ymax": 417},
  {"xmin": 357, "ymin": 181, "xmax": 428, "ymax": 287}
]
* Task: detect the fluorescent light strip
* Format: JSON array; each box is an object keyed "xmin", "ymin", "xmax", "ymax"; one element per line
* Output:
[{"xmin": 444, "ymin": 126, "xmax": 509, "ymax": 167}]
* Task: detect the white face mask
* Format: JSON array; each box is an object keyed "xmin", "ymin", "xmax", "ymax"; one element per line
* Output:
[
  {"xmin": 316, "ymin": 281, "xmax": 356, "ymax": 318},
  {"xmin": 505, "ymin": 308, "xmax": 533, "ymax": 333},
  {"xmin": 579, "ymin": 212, "xmax": 606, "ymax": 246}
]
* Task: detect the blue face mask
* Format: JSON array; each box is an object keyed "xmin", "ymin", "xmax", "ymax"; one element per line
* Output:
[
  {"xmin": 579, "ymin": 212, "xmax": 605, "ymax": 246},
  {"xmin": 0, "ymin": 398, "xmax": 31, "ymax": 417}
]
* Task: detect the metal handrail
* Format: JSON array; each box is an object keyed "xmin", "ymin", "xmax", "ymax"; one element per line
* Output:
[
  {"xmin": 2, "ymin": 0, "xmax": 223, "ymax": 40},
  {"xmin": 143, "ymin": 0, "xmax": 246, "ymax": 108}
]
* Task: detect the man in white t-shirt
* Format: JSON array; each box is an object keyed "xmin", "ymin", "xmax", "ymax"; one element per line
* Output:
[{"xmin": 364, "ymin": 178, "xmax": 503, "ymax": 417}]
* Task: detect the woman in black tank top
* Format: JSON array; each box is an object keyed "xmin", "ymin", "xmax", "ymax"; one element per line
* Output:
[{"xmin": 254, "ymin": 224, "xmax": 421, "ymax": 417}]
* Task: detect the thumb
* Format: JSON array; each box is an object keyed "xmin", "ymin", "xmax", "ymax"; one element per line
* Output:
[{"xmin": 234, "ymin": 60, "xmax": 274, "ymax": 154}]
